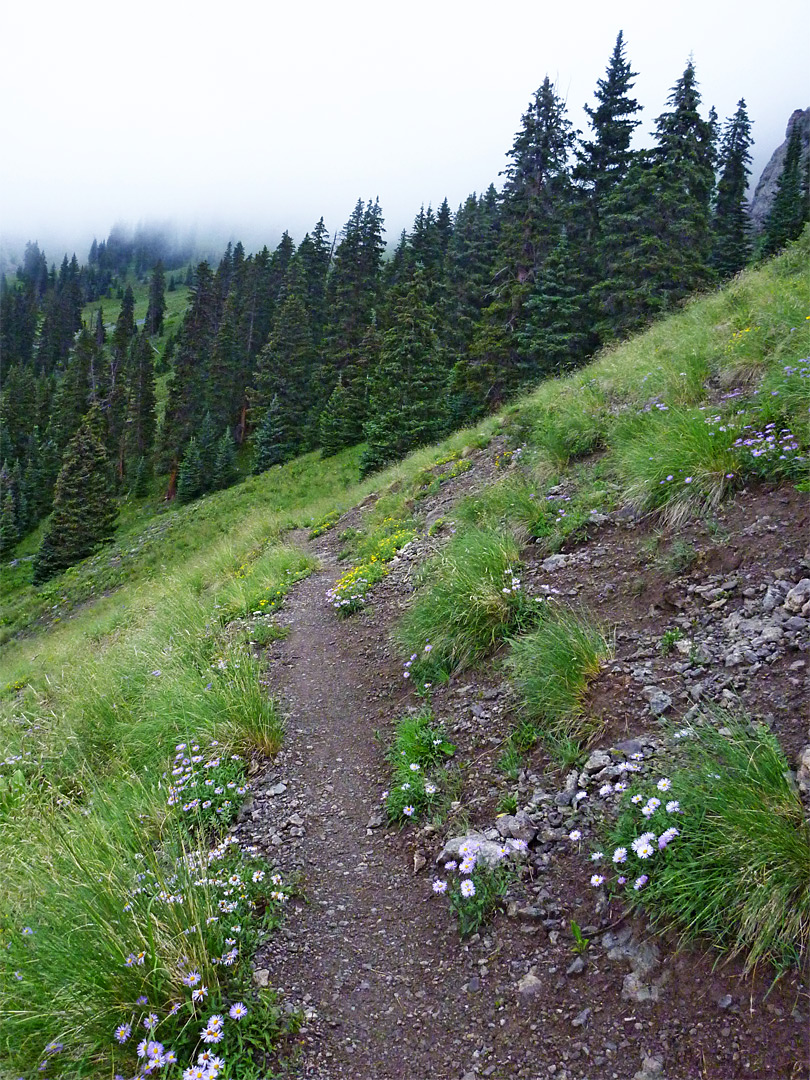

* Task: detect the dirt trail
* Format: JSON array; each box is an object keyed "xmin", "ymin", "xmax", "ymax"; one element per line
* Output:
[{"xmin": 253, "ymin": 537, "xmax": 519, "ymax": 1079}]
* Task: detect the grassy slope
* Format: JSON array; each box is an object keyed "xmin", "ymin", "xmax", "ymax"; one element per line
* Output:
[{"xmin": 0, "ymin": 233, "xmax": 808, "ymax": 1075}]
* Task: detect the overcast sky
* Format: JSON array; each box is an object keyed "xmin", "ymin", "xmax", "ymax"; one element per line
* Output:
[{"xmin": 1, "ymin": 0, "xmax": 807, "ymax": 262}]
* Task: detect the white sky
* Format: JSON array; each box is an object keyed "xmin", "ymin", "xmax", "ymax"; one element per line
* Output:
[{"xmin": 1, "ymin": 0, "xmax": 807, "ymax": 261}]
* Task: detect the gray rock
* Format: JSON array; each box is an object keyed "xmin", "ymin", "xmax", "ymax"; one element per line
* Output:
[
  {"xmin": 253, "ymin": 968, "xmax": 270, "ymax": 988},
  {"xmin": 632, "ymin": 1053, "xmax": 666, "ymax": 1080},
  {"xmin": 749, "ymin": 109, "xmax": 810, "ymax": 232},
  {"xmin": 571, "ymin": 1007, "xmax": 591, "ymax": 1028},
  {"xmin": 516, "ymin": 970, "xmax": 543, "ymax": 996},
  {"xmin": 785, "ymin": 579, "xmax": 810, "ymax": 613},
  {"xmin": 267, "ymin": 782, "xmax": 287, "ymax": 796},
  {"xmin": 642, "ymin": 686, "xmax": 672, "ymax": 715},
  {"xmin": 495, "ymin": 811, "xmax": 537, "ymax": 844},
  {"xmin": 784, "ymin": 616, "xmax": 808, "ymax": 631},
  {"xmin": 583, "ymin": 749, "xmax": 612, "ymax": 774},
  {"xmin": 718, "ymin": 994, "xmax": 734, "ymax": 1010},
  {"xmin": 541, "ymin": 554, "xmax": 572, "ymax": 572},
  {"xmin": 437, "ymin": 833, "xmax": 524, "ymax": 869},
  {"xmin": 566, "ymin": 956, "xmax": 586, "ymax": 976}
]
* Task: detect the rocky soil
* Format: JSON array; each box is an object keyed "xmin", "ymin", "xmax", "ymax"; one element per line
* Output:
[{"xmin": 230, "ymin": 450, "xmax": 809, "ymax": 1080}]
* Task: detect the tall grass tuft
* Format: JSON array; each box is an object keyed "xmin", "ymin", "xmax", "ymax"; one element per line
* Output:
[
  {"xmin": 613, "ymin": 407, "xmax": 739, "ymax": 524},
  {"xmin": 397, "ymin": 528, "xmax": 537, "ymax": 679},
  {"xmin": 610, "ymin": 717, "xmax": 810, "ymax": 972},
  {"xmin": 506, "ymin": 607, "xmax": 612, "ymax": 756}
]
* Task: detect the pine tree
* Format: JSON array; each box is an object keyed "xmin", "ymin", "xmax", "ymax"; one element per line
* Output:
[
  {"xmin": 762, "ymin": 122, "xmax": 807, "ymax": 256},
  {"xmin": 252, "ymin": 394, "xmax": 292, "ymax": 472},
  {"xmin": 360, "ymin": 271, "xmax": 448, "ymax": 476},
  {"xmin": 198, "ymin": 411, "xmax": 220, "ymax": 488},
  {"xmin": 596, "ymin": 61, "xmax": 716, "ymax": 339},
  {"xmin": 145, "ymin": 260, "xmax": 167, "ymax": 335},
  {"xmin": 0, "ymin": 492, "xmax": 18, "ymax": 558},
  {"xmin": 517, "ymin": 232, "xmax": 597, "ymax": 374},
  {"xmin": 124, "ymin": 332, "xmax": 157, "ymax": 476},
  {"xmin": 175, "ymin": 437, "xmax": 205, "ymax": 503},
  {"xmin": 711, "ymin": 100, "xmax": 754, "ymax": 276},
  {"xmin": 577, "ymin": 31, "xmax": 642, "ymax": 209},
  {"xmin": 318, "ymin": 379, "xmax": 356, "ymax": 457},
  {"xmin": 32, "ymin": 408, "xmax": 118, "ymax": 584},
  {"xmin": 213, "ymin": 428, "xmax": 238, "ymax": 490}
]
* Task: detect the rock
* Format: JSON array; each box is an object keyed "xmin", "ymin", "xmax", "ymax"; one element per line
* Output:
[
  {"xmin": 797, "ymin": 745, "xmax": 810, "ymax": 795},
  {"xmin": 542, "ymin": 554, "xmax": 571, "ymax": 572},
  {"xmin": 253, "ymin": 968, "xmax": 270, "ymax": 988},
  {"xmin": 437, "ymin": 833, "xmax": 523, "ymax": 869},
  {"xmin": 267, "ymin": 782, "xmax": 287, "ymax": 796},
  {"xmin": 583, "ymin": 749, "xmax": 612, "ymax": 774},
  {"xmin": 632, "ymin": 1053, "xmax": 666, "ymax": 1080},
  {"xmin": 613, "ymin": 738, "xmax": 644, "ymax": 757},
  {"xmin": 571, "ymin": 1007, "xmax": 591, "ymax": 1028},
  {"xmin": 641, "ymin": 686, "xmax": 672, "ymax": 715},
  {"xmin": 516, "ymin": 970, "xmax": 544, "ymax": 996},
  {"xmin": 494, "ymin": 810, "xmax": 537, "ymax": 844},
  {"xmin": 366, "ymin": 811, "xmax": 384, "ymax": 829},
  {"xmin": 718, "ymin": 994, "xmax": 734, "ymax": 1010},
  {"xmin": 784, "ymin": 579, "xmax": 810, "ymax": 613},
  {"xmin": 566, "ymin": 956, "xmax": 586, "ymax": 976}
]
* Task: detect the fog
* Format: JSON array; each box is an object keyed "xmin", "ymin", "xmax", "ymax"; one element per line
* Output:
[{"xmin": 1, "ymin": 0, "xmax": 807, "ymax": 265}]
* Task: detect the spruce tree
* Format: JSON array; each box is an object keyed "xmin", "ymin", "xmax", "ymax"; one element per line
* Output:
[
  {"xmin": 0, "ymin": 492, "xmax": 17, "ymax": 558},
  {"xmin": 360, "ymin": 272, "xmax": 448, "ymax": 476},
  {"xmin": 145, "ymin": 261, "xmax": 167, "ymax": 336},
  {"xmin": 252, "ymin": 394, "xmax": 291, "ymax": 472},
  {"xmin": 175, "ymin": 437, "xmax": 205, "ymax": 503},
  {"xmin": 577, "ymin": 31, "xmax": 642, "ymax": 209},
  {"xmin": 32, "ymin": 408, "xmax": 118, "ymax": 584},
  {"xmin": 762, "ymin": 123, "xmax": 806, "ymax": 256},
  {"xmin": 213, "ymin": 428, "xmax": 238, "ymax": 490},
  {"xmin": 711, "ymin": 100, "xmax": 754, "ymax": 276},
  {"xmin": 124, "ymin": 332, "xmax": 157, "ymax": 480}
]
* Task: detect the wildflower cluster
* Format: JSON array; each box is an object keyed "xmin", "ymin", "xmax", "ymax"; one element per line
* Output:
[
  {"xmin": 385, "ymin": 708, "xmax": 455, "ymax": 824},
  {"xmin": 729, "ymin": 422, "xmax": 805, "ymax": 479},
  {"xmin": 586, "ymin": 776, "xmax": 682, "ymax": 893},
  {"xmin": 308, "ymin": 510, "xmax": 341, "ymax": 539},
  {"xmin": 326, "ymin": 526, "xmax": 415, "ymax": 614},
  {"xmin": 164, "ymin": 740, "xmax": 249, "ymax": 833},
  {"xmin": 432, "ymin": 837, "xmax": 526, "ymax": 937}
]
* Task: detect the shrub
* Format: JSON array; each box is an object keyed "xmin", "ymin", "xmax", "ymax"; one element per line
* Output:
[{"xmin": 607, "ymin": 718, "xmax": 810, "ymax": 972}]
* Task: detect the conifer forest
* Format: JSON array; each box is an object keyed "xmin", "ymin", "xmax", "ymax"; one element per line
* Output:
[{"xmin": 1, "ymin": 37, "xmax": 807, "ymax": 582}]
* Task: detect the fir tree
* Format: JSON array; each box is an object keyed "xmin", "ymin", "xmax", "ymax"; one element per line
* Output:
[
  {"xmin": 711, "ymin": 99, "xmax": 754, "ymax": 276},
  {"xmin": 0, "ymin": 491, "xmax": 18, "ymax": 558},
  {"xmin": 762, "ymin": 122, "xmax": 807, "ymax": 256},
  {"xmin": 596, "ymin": 61, "xmax": 716, "ymax": 338},
  {"xmin": 32, "ymin": 408, "xmax": 118, "ymax": 584},
  {"xmin": 517, "ymin": 232, "xmax": 597, "ymax": 374},
  {"xmin": 252, "ymin": 394, "xmax": 292, "ymax": 472},
  {"xmin": 111, "ymin": 285, "xmax": 136, "ymax": 358},
  {"xmin": 124, "ymin": 332, "xmax": 157, "ymax": 472},
  {"xmin": 318, "ymin": 379, "xmax": 356, "ymax": 457},
  {"xmin": 175, "ymin": 437, "xmax": 205, "ymax": 503},
  {"xmin": 360, "ymin": 272, "xmax": 448, "ymax": 476},
  {"xmin": 213, "ymin": 428, "xmax": 238, "ymax": 490},
  {"xmin": 145, "ymin": 260, "xmax": 167, "ymax": 336},
  {"xmin": 577, "ymin": 31, "xmax": 642, "ymax": 208}
]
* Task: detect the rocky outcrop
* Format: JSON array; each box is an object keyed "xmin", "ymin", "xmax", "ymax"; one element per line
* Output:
[{"xmin": 749, "ymin": 108, "xmax": 810, "ymax": 232}]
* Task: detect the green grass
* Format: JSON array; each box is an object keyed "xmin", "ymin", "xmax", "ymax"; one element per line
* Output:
[
  {"xmin": 397, "ymin": 527, "xmax": 539, "ymax": 681},
  {"xmin": 385, "ymin": 707, "xmax": 455, "ymax": 824},
  {"xmin": 506, "ymin": 607, "xmax": 613, "ymax": 758},
  {"xmin": 609, "ymin": 717, "xmax": 810, "ymax": 973}
]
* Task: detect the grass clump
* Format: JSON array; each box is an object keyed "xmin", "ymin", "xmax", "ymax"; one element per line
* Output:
[
  {"xmin": 308, "ymin": 509, "xmax": 341, "ymax": 538},
  {"xmin": 385, "ymin": 707, "xmax": 455, "ymax": 824},
  {"xmin": 397, "ymin": 528, "xmax": 538, "ymax": 681},
  {"xmin": 607, "ymin": 717, "xmax": 810, "ymax": 972},
  {"xmin": 507, "ymin": 607, "xmax": 612, "ymax": 757}
]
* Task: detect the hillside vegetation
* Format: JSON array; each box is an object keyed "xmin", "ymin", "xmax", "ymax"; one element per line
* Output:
[{"xmin": 0, "ymin": 235, "xmax": 808, "ymax": 1078}]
